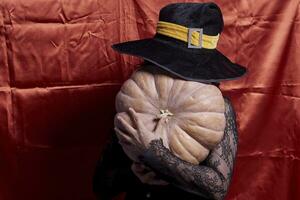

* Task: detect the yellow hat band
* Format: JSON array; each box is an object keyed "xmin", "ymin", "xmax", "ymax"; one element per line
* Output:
[{"xmin": 156, "ymin": 21, "xmax": 219, "ymax": 49}]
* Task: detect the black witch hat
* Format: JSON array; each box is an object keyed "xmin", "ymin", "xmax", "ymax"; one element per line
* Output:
[{"xmin": 112, "ymin": 2, "xmax": 247, "ymax": 83}]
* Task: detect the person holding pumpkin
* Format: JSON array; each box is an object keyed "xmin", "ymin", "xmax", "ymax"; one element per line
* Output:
[{"xmin": 93, "ymin": 3, "xmax": 247, "ymax": 200}]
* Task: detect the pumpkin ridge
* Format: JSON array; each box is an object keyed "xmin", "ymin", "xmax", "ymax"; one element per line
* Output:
[
  {"xmin": 132, "ymin": 70, "xmax": 160, "ymax": 102},
  {"xmin": 152, "ymin": 74, "xmax": 166, "ymax": 106},
  {"xmin": 178, "ymin": 97, "xmax": 225, "ymax": 113},
  {"xmin": 172, "ymin": 123, "xmax": 208, "ymax": 150},
  {"xmin": 178, "ymin": 124, "xmax": 219, "ymax": 149},
  {"xmin": 189, "ymin": 91, "xmax": 223, "ymax": 105},
  {"xmin": 175, "ymin": 110, "xmax": 224, "ymax": 115},
  {"xmin": 166, "ymin": 76, "xmax": 176, "ymax": 108},
  {"xmin": 163, "ymin": 118, "xmax": 173, "ymax": 149},
  {"xmin": 175, "ymin": 113, "xmax": 226, "ymax": 131},
  {"xmin": 166, "ymin": 79, "xmax": 185, "ymax": 109},
  {"xmin": 170, "ymin": 130, "xmax": 198, "ymax": 164},
  {"xmin": 173, "ymin": 124, "xmax": 205, "ymax": 160},
  {"xmin": 173, "ymin": 84, "xmax": 205, "ymax": 112},
  {"xmin": 176, "ymin": 87, "xmax": 223, "ymax": 112},
  {"xmin": 153, "ymin": 73, "xmax": 161, "ymax": 104},
  {"xmin": 130, "ymin": 77, "xmax": 159, "ymax": 110},
  {"xmin": 182, "ymin": 124, "xmax": 224, "ymax": 149},
  {"xmin": 164, "ymin": 123, "xmax": 171, "ymax": 148},
  {"xmin": 116, "ymin": 92, "xmax": 158, "ymax": 114}
]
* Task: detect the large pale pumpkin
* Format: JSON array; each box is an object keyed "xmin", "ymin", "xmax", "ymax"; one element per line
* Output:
[{"xmin": 114, "ymin": 68, "xmax": 226, "ymax": 164}]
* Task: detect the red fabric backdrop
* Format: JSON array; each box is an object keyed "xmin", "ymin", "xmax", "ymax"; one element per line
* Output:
[{"xmin": 0, "ymin": 0, "xmax": 299, "ymax": 200}]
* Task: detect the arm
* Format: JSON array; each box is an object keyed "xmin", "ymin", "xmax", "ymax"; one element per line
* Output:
[{"xmin": 139, "ymin": 98, "xmax": 238, "ymax": 200}]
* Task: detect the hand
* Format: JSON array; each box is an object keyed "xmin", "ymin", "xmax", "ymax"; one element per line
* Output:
[
  {"xmin": 131, "ymin": 162, "xmax": 169, "ymax": 186},
  {"xmin": 115, "ymin": 108, "xmax": 164, "ymax": 155}
]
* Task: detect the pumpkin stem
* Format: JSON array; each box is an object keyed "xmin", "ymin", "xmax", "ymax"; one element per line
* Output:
[{"xmin": 157, "ymin": 109, "xmax": 173, "ymax": 119}]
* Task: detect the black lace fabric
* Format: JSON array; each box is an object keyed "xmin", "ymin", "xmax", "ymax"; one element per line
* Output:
[{"xmin": 139, "ymin": 98, "xmax": 238, "ymax": 200}]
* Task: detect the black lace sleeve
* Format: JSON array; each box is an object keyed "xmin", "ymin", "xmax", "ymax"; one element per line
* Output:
[{"xmin": 139, "ymin": 98, "xmax": 238, "ymax": 200}]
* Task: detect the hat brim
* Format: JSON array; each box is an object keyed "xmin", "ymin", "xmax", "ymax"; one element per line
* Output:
[{"xmin": 112, "ymin": 36, "xmax": 247, "ymax": 83}]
